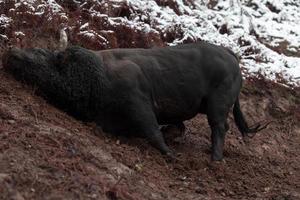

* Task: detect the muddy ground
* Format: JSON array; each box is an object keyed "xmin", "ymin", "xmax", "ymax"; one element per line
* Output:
[
  {"xmin": 0, "ymin": 1, "xmax": 300, "ymax": 199},
  {"xmin": 0, "ymin": 56, "xmax": 299, "ymax": 200}
]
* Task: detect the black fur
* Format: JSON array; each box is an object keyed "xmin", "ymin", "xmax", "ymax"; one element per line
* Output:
[{"xmin": 2, "ymin": 42, "xmax": 266, "ymax": 160}]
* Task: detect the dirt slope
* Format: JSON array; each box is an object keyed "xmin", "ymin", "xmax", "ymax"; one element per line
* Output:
[
  {"xmin": 0, "ymin": 1, "xmax": 300, "ymax": 199},
  {"xmin": 0, "ymin": 61, "xmax": 299, "ymax": 200}
]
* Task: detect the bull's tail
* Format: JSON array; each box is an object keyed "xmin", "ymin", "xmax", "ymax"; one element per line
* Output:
[{"xmin": 233, "ymin": 98, "xmax": 269, "ymax": 137}]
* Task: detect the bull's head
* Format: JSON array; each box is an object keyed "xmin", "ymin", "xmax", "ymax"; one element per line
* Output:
[
  {"xmin": 3, "ymin": 47, "xmax": 58, "ymax": 85},
  {"xmin": 2, "ymin": 46, "xmax": 107, "ymax": 121}
]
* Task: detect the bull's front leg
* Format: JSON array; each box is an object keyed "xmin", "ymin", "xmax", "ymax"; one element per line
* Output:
[
  {"xmin": 127, "ymin": 98, "xmax": 174, "ymax": 158},
  {"xmin": 147, "ymin": 129, "xmax": 174, "ymax": 157}
]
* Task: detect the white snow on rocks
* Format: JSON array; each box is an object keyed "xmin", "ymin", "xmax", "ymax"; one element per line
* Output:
[
  {"xmin": 115, "ymin": 0, "xmax": 300, "ymax": 86},
  {"xmin": 0, "ymin": 14, "xmax": 12, "ymax": 28}
]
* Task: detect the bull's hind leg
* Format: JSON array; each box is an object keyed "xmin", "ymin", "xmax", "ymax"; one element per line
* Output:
[
  {"xmin": 126, "ymin": 99, "xmax": 173, "ymax": 157},
  {"xmin": 206, "ymin": 97, "xmax": 231, "ymax": 161}
]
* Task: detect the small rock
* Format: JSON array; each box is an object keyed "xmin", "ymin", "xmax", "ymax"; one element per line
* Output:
[
  {"xmin": 178, "ymin": 176, "xmax": 187, "ymax": 181},
  {"xmin": 90, "ymin": 194, "xmax": 97, "ymax": 199},
  {"xmin": 134, "ymin": 163, "xmax": 143, "ymax": 171},
  {"xmin": 7, "ymin": 120, "xmax": 15, "ymax": 124},
  {"xmin": 262, "ymin": 144, "xmax": 270, "ymax": 151},
  {"xmin": 150, "ymin": 192, "xmax": 161, "ymax": 199},
  {"xmin": 264, "ymin": 187, "xmax": 271, "ymax": 192},
  {"xmin": 0, "ymin": 173, "xmax": 10, "ymax": 182},
  {"xmin": 183, "ymin": 181, "xmax": 189, "ymax": 186},
  {"xmin": 228, "ymin": 190, "xmax": 235, "ymax": 196},
  {"xmin": 148, "ymin": 182, "xmax": 156, "ymax": 189}
]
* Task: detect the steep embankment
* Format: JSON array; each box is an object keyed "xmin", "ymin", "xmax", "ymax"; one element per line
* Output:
[
  {"xmin": 0, "ymin": 0, "xmax": 300, "ymax": 200},
  {"xmin": 0, "ymin": 60, "xmax": 299, "ymax": 200}
]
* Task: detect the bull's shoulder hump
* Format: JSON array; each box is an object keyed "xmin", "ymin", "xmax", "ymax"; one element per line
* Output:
[
  {"xmin": 105, "ymin": 58, "xmax": 143, "ymax": 76},
  {"xmin": 105, "ymin": 59, "xmax": 149, "ymax": 91}
]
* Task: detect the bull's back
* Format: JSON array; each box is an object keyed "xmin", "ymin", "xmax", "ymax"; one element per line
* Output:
[{"xmin": 99, "ymin": 43, "xmax": 240, "ymax": 123}]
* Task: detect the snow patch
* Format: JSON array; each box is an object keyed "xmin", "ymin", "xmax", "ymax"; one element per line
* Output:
[
  {"xmin": 103, "ymin": 0, "xmax": 300, "ymax": 86},
  {"xmin": 14, "ymin": 31, "xmax": 25, "ymax": 37},
  {"xmin": 78, "ymin": 30, "xmax": 108, "ymax": 44},
  {"xmin": 0, "ymin": 14, "xmax": 12, "ymax": 27}
]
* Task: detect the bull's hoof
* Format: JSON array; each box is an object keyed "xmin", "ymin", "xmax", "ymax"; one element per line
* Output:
[
  {"xmin": 164, "ymin": 150, "xmax": 177, "ymax": 163},
  {"xmin": 208, "ymin": 159, "xmax": 226, "ymax": 170},
  {"xmin": 211, "ymin": 154, "xmax": 223, "ymax": 161},
  {"xmin": 166, "ymin": 150, "xmax": 175, "ymax": 159}
]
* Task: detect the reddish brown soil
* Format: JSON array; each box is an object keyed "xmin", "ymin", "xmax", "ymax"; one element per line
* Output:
[
  {"xmin": 0, "ymin": 1, "xmax": 300, "ymax": 197},
  {"xmin": 0, "ymin": 58, "xmax": 299, "ymax": 200}
]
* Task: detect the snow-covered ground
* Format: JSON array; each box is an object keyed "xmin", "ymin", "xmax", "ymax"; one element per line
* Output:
[{"xmin": 0, "ymin": 0, "xmax": 299, "ymax": 87}]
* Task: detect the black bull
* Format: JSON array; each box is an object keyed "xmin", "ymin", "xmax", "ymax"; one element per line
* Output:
[{"xmin": 2, "ymin": 42, "xmax": 265, "ymax": 160}]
